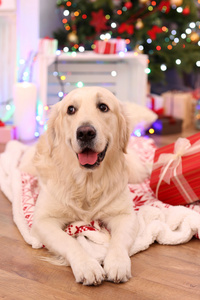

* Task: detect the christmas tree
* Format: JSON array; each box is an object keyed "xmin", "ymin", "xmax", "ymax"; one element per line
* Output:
[{"xmin": 54, "ymin": 0, "xmax": 200, "ymax": 83}]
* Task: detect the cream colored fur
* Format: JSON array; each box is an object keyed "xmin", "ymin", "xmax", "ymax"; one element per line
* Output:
[{"xmin": 21, "ymin": 87, "xmax": 148, "ymax": 285}]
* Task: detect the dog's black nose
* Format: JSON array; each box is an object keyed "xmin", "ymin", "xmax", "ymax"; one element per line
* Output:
[{"xmin": 76, "ymin": 125, "xmax": 96, "ymax": 142}]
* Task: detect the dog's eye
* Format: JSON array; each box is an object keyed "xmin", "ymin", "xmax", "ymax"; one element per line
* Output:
[
  {"xmin": 98, "ymin": 103, "xmax": 109, "ymax": 113},
  {"xmin": 67, "ymin": 106, "xmax": 76, "ymax": 115}
]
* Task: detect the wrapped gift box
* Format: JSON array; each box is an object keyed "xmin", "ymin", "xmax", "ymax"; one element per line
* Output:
[
  {"xmin": 94, "ymin": 39, "xmax": 126, "ymax": 54},
  {"xmin": 0, "ymin": 125, "xmax": 18, "ymax": 143},
  {"xmin": 150, "ymin": 133, "xmax": 200, "ymax": 205},
  {"xmin": 146, "ymin": 94, "xmax": 164, "ymax": 116},
  {"xmin": 151, "ymin": 116, "xmax": 182, "ymax": 135},
  {"xmin": 162, "ymin": 91, "xmax": 195, "ymax": 130},
  {"xmin": 39, "ymin": 37, "xmax": 58, "ymax": 55}
]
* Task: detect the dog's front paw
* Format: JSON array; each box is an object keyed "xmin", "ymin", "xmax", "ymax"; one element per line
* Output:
[
  {"xmin": 71, "ymin": 257, "xmax": 105, "ymax": 286},
  {"xmin": 103, "ymin": 250, "xmax": 131, "ymax": 283}
]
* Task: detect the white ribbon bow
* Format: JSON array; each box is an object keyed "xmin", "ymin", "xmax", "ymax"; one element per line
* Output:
[{"xmin": 154, "ymin": 137, "xmax": 200, "ymax": 203}]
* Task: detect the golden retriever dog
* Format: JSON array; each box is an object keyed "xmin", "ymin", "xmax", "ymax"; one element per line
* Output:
[{"xmin": 26, "ymin": 87, "xmax": 147, "ymax": 285}]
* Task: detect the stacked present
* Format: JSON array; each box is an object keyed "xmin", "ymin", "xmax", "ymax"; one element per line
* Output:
[
  {"xmin": 146, "ymin": 94, "xmax": 164, "ymax": 116},
  {"xmin": 38, "ymin": 37, "xmax": 58, "ymax": 55},
  {"xmin": 147, "ymin": 93, "xmax": 182, "ymax": 135},
  {"xmin": 162, "ymin": 91, "xmax": 195, "ymax": 130},
  {"xmin": 150, "ymin": 133, "xmax": 200, "ymax": 205},
  {"xmin": 148, "ymin": 91, "xmax": 195, "ymax": 135},
  {"xmin": 94, "ymin": 38, "xmax": 126, "ymax": 54}
]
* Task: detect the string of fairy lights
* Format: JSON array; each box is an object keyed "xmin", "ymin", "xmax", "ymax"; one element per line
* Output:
[
  {"xmin": 56, "ymin": 0, "xmax": 200, "ymax": 77},
  {"xmin": 35, "ymin": 0, "xmax": 200, "ymax": 136},
  {"xmin": 1, "ymin": 43, "xmax": 199, "ymax": 138},
  {"xmin": 1, "ymin": 0, "xmax": 200, "ymax": 138}
]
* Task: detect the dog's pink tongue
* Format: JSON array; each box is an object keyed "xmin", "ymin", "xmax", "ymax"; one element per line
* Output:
[{"xmin": 78, "ymin": 150, "xmax": 98, "ymax": 165}]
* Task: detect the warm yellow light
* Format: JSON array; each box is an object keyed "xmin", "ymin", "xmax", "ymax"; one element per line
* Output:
[{"xmin": 149, "ymin": 128, "xmax": 155, "ymax": 134}]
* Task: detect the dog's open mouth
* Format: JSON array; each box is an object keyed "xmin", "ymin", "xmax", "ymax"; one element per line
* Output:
[{"xmin": 77, "ymin": 144, "xmax": 108, "ymax": 169}]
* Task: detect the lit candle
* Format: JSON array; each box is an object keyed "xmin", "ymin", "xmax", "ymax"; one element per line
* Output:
[{"xmin": 13, "ymin": 82, "xmax": 37, "ymax": 141}]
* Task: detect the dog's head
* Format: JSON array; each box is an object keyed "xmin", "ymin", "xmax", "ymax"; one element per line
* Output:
[{"xmin": 47, "ymin": 87, "xmax": 130, "ymax": 170}]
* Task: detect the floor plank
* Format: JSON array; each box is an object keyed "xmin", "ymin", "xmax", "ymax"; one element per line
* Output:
[{"xmin": 0, "ymin": 186, "xmax": 200, "ymax": 299}]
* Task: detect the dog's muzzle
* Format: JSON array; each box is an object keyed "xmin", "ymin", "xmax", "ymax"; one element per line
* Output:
[{"xmin": 76, "ymin": 125, "xmax": 108, "ymax": 169}]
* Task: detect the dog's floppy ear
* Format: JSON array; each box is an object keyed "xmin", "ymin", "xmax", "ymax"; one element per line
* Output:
[
  {"xmin": 118, "ymin": 103, "xmax": 131, "ymax": 153},
  {"xmin": 46, "ymin": 102, "xmax": 63, "ymax": 153}
]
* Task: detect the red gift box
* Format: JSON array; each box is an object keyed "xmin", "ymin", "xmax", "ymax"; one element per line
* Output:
[
  {"xmin": 150, "ymin": 133, "xmax": 200, "ymax": 205},
  {"xmin": 94, "ymin": 39, "xmax": 126, "ymax": 54},
  {"xmin": 147, "ymin": 94, "xmax": 164, "ymax": 116},
  {"xmin": 0, "ymin": 125, "xmax": 18, "ymax": 143}
]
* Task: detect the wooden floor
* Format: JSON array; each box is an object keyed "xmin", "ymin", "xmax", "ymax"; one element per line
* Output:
[{"xmin": 1, "ymin": 128, "xmax": 200, "ymax": 300}]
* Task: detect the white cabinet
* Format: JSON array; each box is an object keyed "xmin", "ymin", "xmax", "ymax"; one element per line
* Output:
[{"xmin": 36, "ymin": 51, "xmax": 148, "ymax": 111}]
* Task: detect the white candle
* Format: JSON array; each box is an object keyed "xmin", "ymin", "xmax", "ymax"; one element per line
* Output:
[{"xmin": 13, "ymin": 82, "xmax": 37, "ymax": 141}]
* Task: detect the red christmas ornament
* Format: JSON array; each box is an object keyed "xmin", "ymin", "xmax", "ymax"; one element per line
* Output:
[
  {"xmin": 118, "ymin": 23, "xmax": 134, "ymax": 35},
  {"xmin": 124, "ymin": 1, "xmax": 133, "ymax": 9},
  {"xmin": 158, "ymin": 0, "xmax": 171, "ymax": 13},
  {"xmin": 182, "ymin": 6, "xmax": 190, "ymax": 15},
  {"xmin": 147, "ymin": 25, "xmax": 163, "ymax": 40},
  {"xmin": 90, "ymin": 9, "xmax": 108, "ymax": 33}
]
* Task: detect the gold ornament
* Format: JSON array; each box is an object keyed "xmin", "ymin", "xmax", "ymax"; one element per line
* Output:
[
  {"xmin": 68, "ymin": 31, "xmax": 78, "ymax": 43},
  {"xmin": 170, "ymin": 0, "xmax": 183, "ymax": 6},
  {"xmin": 139, "ymin": 0, "xmax": 149, "ymax": 4},
  {"xmin": 190, "ymin": 32, "xmax": 199, "ymax": 43},
  {"xmin": 135, "ymin": 18, "xmax": 144, "ymax": 30},
  {"xmin": 134, "ymin": 44, "xmax": 143, "ymax": 54}
]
